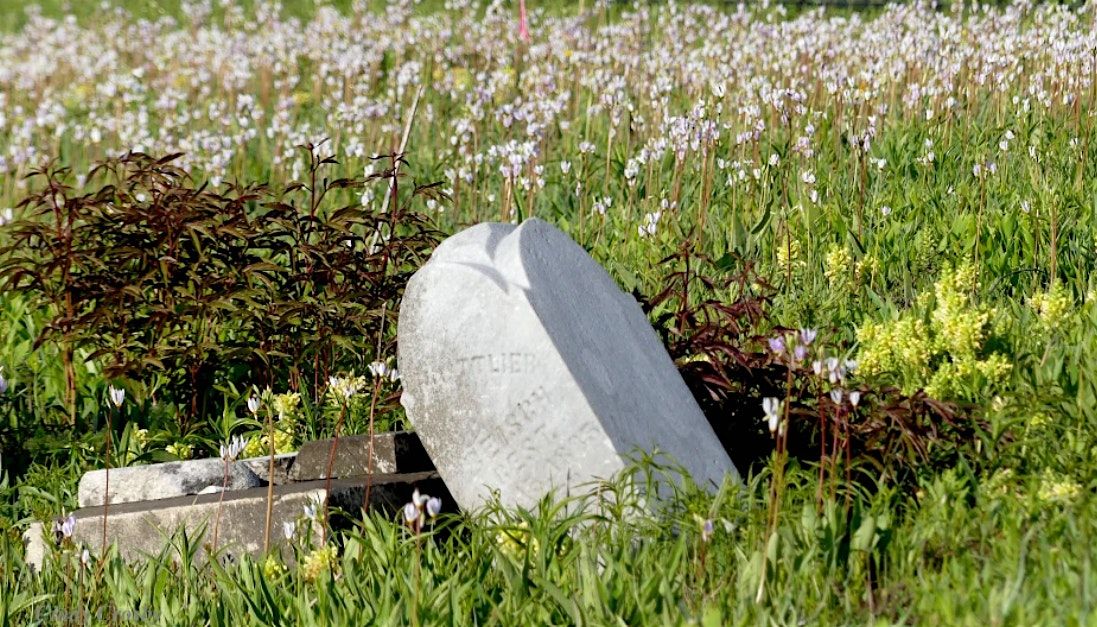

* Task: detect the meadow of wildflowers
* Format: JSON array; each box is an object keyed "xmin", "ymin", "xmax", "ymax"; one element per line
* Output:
[{"xmin": 0, "ymin": 0, "xmax": 1096, "ymax": 622}]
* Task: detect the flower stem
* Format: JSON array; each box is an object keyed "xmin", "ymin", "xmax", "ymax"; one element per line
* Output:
[
  {"xmin": 211, "ymin": 460, "xmax": 229, "ymax": 553},
  {"xmin": 100, "ymin": 407, "xmax": 112, "ymax": 559},
  {"xmin": 322, "ymin": 403, "xmax": 347, "ymax": 544},
  {"xmin": 263, "ymin": 410, "xmax": 276, "ymax": 553},
  {"xmin": 363, "ymin": 378, "xmax": 382, "ymax": 512},
  {"xmin": 757, "ymin": 364, "xmax": 795, "ymax": 604}
]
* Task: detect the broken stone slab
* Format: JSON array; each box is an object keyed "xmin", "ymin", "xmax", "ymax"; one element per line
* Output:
[
  {"xmin": 399, "ymin": 219, "xmax": 739, "ymax": 512},
  {"xmin": 241, "ymin": 453, "xmax": 297, "ymax": 485},
  {"xmin": 289, "ymin": 431, "xmax": 434, "ymax": 481},
  {"xmin": 25, "ymin": 486, "xmax": 324, "ymax": 572},
  {"xmin": 25, "ymin": 471, "xmax": 449, "ymax": 570},
  {"xmin": 77, "ymin": 458, "xmax": 264, "ymax": 508}
]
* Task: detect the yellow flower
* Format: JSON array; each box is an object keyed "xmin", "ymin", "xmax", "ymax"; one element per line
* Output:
[
  {"xmin": 132, "ymin": 428, "xmax": 149, "ymax": 450},
  {"xmin": 63, "ymin": 83, "xmax": 93, "ymax": 108},
  {"xmin": 166, "ymin": 442, "xmax": 193, "ymax": 460},
  {"xmin": 974, "ymin": 353, "xmax": 1011, "ymax": 386},
  {"xmin": 495, "ymin": 521, "xmax": 539, "ymax": 560},
  {"xmin": 856, "ymin": 317, "xmax": 932, "ymax": 388},
  {"xmin": 776, "ymin": 237, "xmax": 803, "ymax": 277},
  {"xmin": 262, "ymin": 553, "xmax": 287, "ymax": 579},
  {"xmin": 980, "ymin": 468, "xmax": 1017, "ymax": 499},
  {"xmin": 1030, "ymin": 281, "xmax": 1072, "ymax": 332},
  {"xmin": 243, "ymin": 429, "xmax": 296, "ymax": 459},
  {"xmin": 1028, "ymin": 412, "xmax": 1051, "ymax": 429},
  {"xmin": 913, "ymin": 229, "xmax": 936, "ymax": 274},
  {"xmin": 855, "ymin": 263, "xmax": 1009, "ymax": 400},
  {"xmin": 855, "ymin": 254, "xmax": 879, "ymax": 284},
  {"xmin": 451, "ymin": 67, "xmax": 471, "ymax": 91},
  {"xmin": 292, "ymin": 91, "xmax": 312, "ymax": 107},
  {"xmin": 931, "ymin": 262, "xmax": 989, "ymax": 357},
  {"xmin": 271, "ymin": 391, "xmax": 301, "ymax": 419},
  {"xmin": 301, "ymin": 545, "xmax": 338, "ymax": 582},
  {"xmin": 1036, "ymin": 470, "xmax": 1081, "ymax": 505},
  {"xmin": 824, "ymin": 245, "xmax": 852, "ymax": 290}
]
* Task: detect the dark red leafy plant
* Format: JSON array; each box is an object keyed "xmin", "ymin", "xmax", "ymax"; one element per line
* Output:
[
  {"xmin": 0, "ymin": 146, "xmax": 443, "ymax": 433},
  {"xmin": 640, "ymin": 238, "xmax": 980, "ymax": 490}
]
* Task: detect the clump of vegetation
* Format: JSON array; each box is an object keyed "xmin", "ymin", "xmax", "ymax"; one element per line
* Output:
[
  {"xmin": 855, "ymin": 262, "xmax": 1011, "ymax": 402},
  {"xmin": 643, "ymin": 240, "xmax": 975, "ymax": 488},
  {"xmin": 0, "ymin": 147, "xmax": 441, "ymax": 461},
  {"xmin": 11, "ymin": 459, "xmax": 1096, "ymax": 625}
]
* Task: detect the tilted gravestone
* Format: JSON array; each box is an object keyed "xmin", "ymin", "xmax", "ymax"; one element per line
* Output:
[{"xmin": 399, "ymin": 218, "xmax": 738, "ymax": 511}]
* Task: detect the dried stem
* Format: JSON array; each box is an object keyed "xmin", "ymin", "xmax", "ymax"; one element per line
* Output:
[
  {"xmin": 211, "ymin": 459, "xmax": 230, "ymax": 553},
  {"xmin": 322, "ymin": 403, "xmax": 347, "ymax": 544},
  {"xmin": 363, "ymin": 378, "xmax": 382, "ymax": 512},
  {"xmin": 100, "ymin": 409, "xmax": 112, "ymax": 559},
  {"xmin": 263, "ymin": 409, "xmax": 276, "ymax": 554},
  {"xmin": 367, "ymin": 86, "xmax": 422, "ymax": 254}
]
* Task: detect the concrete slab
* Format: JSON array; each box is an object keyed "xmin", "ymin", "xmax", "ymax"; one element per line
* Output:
[
  {"xmin": 78, "ymin": 459, "xmax": 264, "ymax": 508},
  {"xmin": 25, "ymin": 471, "xmax": 449, "ymax": 570}
]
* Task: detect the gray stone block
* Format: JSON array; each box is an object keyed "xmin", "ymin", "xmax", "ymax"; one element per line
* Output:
[
  {"xmin": 289, "ymin": 431, "xmax": 433, "ymax": 481},
  {"xmin": 241, "ymin": 453, "xmax": 297, "ymax": 485},
  {"xmin": 25, "ymin": 471, "xmax": 449, "ymax": 570},
  {"xmin": 77, "ymin": 458, "xmax": 264, "ymax": 508},
  {"xmin": 399, "ymin": 219, "xmax": 739, "ymax": 511}
]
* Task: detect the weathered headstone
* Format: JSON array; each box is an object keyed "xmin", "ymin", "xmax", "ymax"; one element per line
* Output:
[{"xmin": 399, "ymin": 218, "xmax": 738, "ymax": 511}]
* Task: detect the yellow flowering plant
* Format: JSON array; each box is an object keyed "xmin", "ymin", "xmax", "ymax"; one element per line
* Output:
[
  {"xmin": 262, "ymin": 553, "xmax": 288, "ymax": 580},
  {"xmin": 300, "ymin": 545, "xmax": 339, "ymax": 583},
  {"xmin": 1029, "ymin": 281, "xmax": 1073, "ymax": 335},
  {"xmin": 494, "ymin": 520, "xmax": 539, "ymax": 562},
  {"xmin": 776, "ymin": 232, "xmax": 804, "ymax": 279},
  {"xmin": 242, "ymin": 389, "xmax": 302, "ymax": 459},
  {"xmin": 243, "ymin": 428, "xmax": 296, "ymax": 459},
  {"xmin": 855, "ymin": 262, "xmax": 1011, "ymax": 402},
  {"xmin": 1036, "ymin": 470, "xmax": 1082, "ymax": 505},
  {"xmin": 642, "ymin": 240, "xmax": 972, "ymax": 489},
  {"xmin": 823, "ymin": 244, "xmax": 853, "ymax": 294},
  {"xmin": 165, "ymin": 442, "xmax": 193, "ymax": 460}
]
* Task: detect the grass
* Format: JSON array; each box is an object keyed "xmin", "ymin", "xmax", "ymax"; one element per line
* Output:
[
  {"xmin": 5, "ymin": 465, "xmax": 1096, "ymax": 624},
  {"xmin": 0, "ymin": 0, "xmax": 1095, "ymax": 623}
]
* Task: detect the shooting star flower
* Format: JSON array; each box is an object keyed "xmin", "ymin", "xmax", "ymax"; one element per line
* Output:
[
  {"xmin": 108, "ymin": 385, "xmax": 125, "ymax": 408},
  {"xmin": 762, "ymin": 397, "xmax": 781, "ymax": 434}
]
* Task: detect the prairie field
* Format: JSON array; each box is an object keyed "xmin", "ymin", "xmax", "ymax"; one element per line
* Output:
[{"xmin": 0, "ymin": 0, "xmax": 1096, "ymax": 624}]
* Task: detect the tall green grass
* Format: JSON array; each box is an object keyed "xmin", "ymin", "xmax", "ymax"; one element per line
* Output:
[{"xmin": 5, "ymin": 463, "xmax": 1096, "ymax": 624}]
